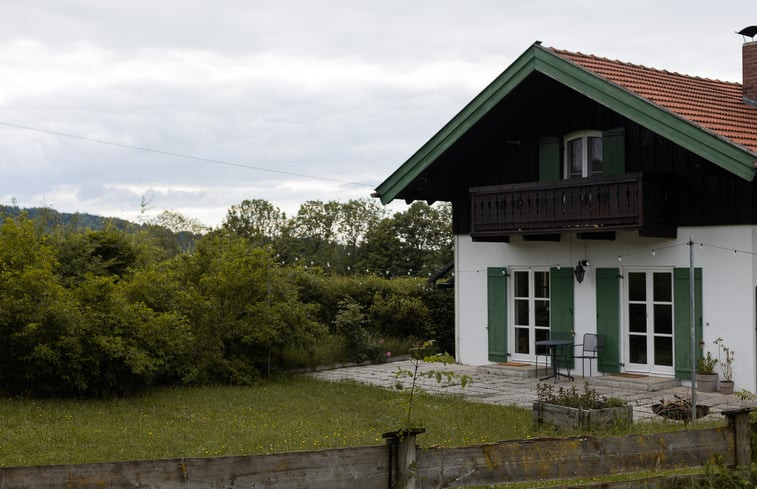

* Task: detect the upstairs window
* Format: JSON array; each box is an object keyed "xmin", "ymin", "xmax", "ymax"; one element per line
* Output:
[{"xmin": 564, "ymin": 131, "xmax": 603, "ymax": 179}]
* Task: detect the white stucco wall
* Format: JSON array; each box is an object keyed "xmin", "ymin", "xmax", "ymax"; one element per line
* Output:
[{"xmin": 455, "ymin": 226, "xmax": 757, "ymax": 392}]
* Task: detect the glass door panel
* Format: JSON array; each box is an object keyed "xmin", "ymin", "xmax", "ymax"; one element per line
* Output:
[
  {"xmin": 625, "ymin": 270, "xmax": 674, "ymax": 374},
  {"xmin": 511, "ymin": 269, "xmax": 550, "ymax": 360},
  {"xmin": 513, "ymin": 271, "xmax": 530, "ymax": 355}
]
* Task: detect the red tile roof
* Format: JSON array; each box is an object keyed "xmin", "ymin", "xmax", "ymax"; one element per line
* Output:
[{"xmin": 549, "ymin": 47, "xmax": 757, "ymax": 155}]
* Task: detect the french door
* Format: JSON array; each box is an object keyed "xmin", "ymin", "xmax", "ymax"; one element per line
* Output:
[
  {"xmin": 511, "ymin": 269, "xmax": 550, "ymax": 361},
  {"xmin": 625, "ymin": 270, "xmax": 674, "ymax": 375}
]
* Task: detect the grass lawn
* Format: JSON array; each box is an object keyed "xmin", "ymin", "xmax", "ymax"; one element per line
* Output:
[
  {"xmin": 0, "ymin": 375, "xmax": 721, "ymax": 468},
  {"xmin": 0, "ymin": 375, "xmax": 534, "ymax": 467}
]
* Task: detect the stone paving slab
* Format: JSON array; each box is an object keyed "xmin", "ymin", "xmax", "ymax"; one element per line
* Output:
[{"xmin": 309, "ymin": 361, "xmax": 757, "ymax": 423}]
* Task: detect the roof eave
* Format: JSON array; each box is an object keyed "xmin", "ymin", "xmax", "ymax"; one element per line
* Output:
[{"xmin": 375, "ymin": 43, "xmax": 757, "ymax": 204}]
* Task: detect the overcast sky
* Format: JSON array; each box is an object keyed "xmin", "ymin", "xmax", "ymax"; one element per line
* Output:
[{"xmin": 0, "ymin": 1, "xmax": 752, "ymax": 227}]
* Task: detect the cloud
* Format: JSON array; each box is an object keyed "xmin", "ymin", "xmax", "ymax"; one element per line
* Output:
[{"xmin": 0, "ymin": 0, "xmax": 750, "ymax": 227}]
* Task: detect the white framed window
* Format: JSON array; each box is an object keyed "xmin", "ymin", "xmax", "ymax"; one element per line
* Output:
[
  {"xmin": 564, "ymin": 130, "xmax": 603, "ymax": 179},
  {"xmin": 511, "ymin": 268, "xmax": 550, "ymax": 360},
  {"xmin": 623, "ymin": 269, "xmax": 675, "ymax": 375}
]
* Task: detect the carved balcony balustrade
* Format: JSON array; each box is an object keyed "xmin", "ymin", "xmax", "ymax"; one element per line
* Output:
[{"xmin": 470, "ymin": 173, "xmax": 674, "ymax": 238}]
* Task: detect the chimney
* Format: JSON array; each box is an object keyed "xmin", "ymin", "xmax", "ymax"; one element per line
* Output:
[
  {"xmin": 744, "ymin": 40, "xmax": 757, "ymax": 106},
  {"xmin": 740, "ymin": 26, "xmax": 757, "ymax": 106}
]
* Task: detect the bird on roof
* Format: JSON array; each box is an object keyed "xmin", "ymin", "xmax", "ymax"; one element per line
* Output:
[{"xmin": 738, "ymin": 25, "xmax": 757, "ymax": 40}]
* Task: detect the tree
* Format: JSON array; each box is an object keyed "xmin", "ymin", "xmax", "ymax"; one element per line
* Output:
[
  {"xmin": 173, "ymin": 233, "xmax": 325, "ymax": 384},
  {"xmin": 72, "ymin": 274, "xmax": 194, "ymax": 395},
  {"xmin": 359, "ymin": 202, "xmax": 452, "ymax": 277},
  {"xmin": 0, "ymin": 216, "xmax": 80, "ymax": 394},
  {"xmin": 291, "ymin": 200, "xmax": 340, "ymax": 243},
  {"xmin": 223, "ymin": 199, "xmax": 286, "ymax": 244},
  {"xmin": 336, "ymin": 198, "xmax": 385, "ymax": 270},
  {"xmin": 357, "ymin": 217, "xmax": 405, "ymax": 276},
  {"xmin": 336, "ymin": 198, "xmax": 384, "ymax": 248},
  {"xmin": 149, "ymin": 210, "xmax": 209, "ymax": 253},
  {"xmin": 52, "ymin": 225, "xmax": 138, "ymax": 282}
]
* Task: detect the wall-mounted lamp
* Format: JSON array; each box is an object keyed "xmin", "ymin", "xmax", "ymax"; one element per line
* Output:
[{"xmin": 574, "ymin": 260, "xmax": 590, "ymax": 284}]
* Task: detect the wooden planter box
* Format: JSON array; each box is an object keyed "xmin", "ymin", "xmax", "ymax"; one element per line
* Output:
[{"xmin": 533, "ymin": 402, "xmax": 633, "ymax": 429}]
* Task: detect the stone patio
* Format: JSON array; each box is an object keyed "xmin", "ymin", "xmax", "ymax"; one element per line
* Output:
[{"xmin": 310, "ymin": 360, "xmax": 757, "ymax": 423}]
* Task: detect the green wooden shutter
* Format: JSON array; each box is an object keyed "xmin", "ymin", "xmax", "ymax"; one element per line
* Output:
[
  {"xmin": 602, "ymin": 128, "xmax": 625, "ymax": 175},
  {"xmin": 539, "ymin": 137, "xmax": 561, "ymax": 182},
  {"xmin": 596, "ymin": 268, "xmax": 621, "ymax": 373},
  {"xmin": 550, "ymin": 267, "xmax": 574, "ymax": 367},
  {"xmin": 487, "ymin": 267, "xmax": 508, "ymax": 362},
  {"xmin": 674, "ymin": 268, "xmax": 703, "ymax": 380}
]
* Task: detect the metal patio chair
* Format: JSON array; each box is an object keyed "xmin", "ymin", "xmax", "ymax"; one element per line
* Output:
[{"xmin": 574, "ymin": 333, "xmax": 603, "ymax": 377}]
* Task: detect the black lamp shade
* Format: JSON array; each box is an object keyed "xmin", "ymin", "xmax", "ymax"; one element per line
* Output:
[{"xmin": 574, "ymin": 262, "xmax": 586, "ymax": 283}]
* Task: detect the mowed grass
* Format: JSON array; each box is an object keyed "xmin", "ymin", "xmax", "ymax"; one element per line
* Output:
[{"xmin": 0, "ymin": 375, "xmax": 535, "ymax": 467}]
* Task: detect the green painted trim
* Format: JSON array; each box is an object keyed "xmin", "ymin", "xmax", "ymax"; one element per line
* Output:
[
  {"xmin": 674, "ymin": 268, "xmax": 703, "ymax": 380},
  {"xmin": 376, "ymin": 44, "xmax": 542, "ymax": 204},
  {"xmin": 596, "ymin": 268, "xmax": 621, "ymax": 373},
  {"xmin": 602, "ymin": 128, "xmax": 625, "ymax": 176},
  {"xmin": 550, "ymin": 267, "xmax": 575, "ymax": 368},
  {"xmin": 376, "ymin": 43, "xmax": 756, "ymax": 204},
  {"xmin": 539, "ymin": 137, "xmax": 561, "ymax": 181},
  {"xmin": 487, "ymin": 267, "xmax": 509, "ymax": 362}
]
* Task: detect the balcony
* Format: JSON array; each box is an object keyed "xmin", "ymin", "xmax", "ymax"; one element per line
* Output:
[{"xmin": 470, "ymin": 173, "xmax": 675, "ymax": 238}]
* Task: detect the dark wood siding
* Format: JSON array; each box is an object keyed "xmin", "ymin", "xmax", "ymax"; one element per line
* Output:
[{"xmin": 407, "ymin": 73, "xmax": 755, "ymax": 235}]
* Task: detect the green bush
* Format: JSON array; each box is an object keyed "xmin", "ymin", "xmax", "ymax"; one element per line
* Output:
[
  {"xmin": 334, "ymin": 300, "xmax": 386, "ymax": 363},
  {"xmin": 368, "ymin": 292, "xmax": 431, "ymax": 339},
  {"xmin": 0, "ymin": 213, "xmax": 454, "ymax": 397}
]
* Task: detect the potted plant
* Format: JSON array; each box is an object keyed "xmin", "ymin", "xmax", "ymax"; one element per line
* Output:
[
  {"xmin": 695, "ymin": 350, "xmax": 718, "ymax": 393},
  {"xmin": 533, "ymin": 382, "xmax": 632, "ymax": 430},
  {"xmin": 714, "ymin": 337, "xmax": 734, "ymax": 395}
]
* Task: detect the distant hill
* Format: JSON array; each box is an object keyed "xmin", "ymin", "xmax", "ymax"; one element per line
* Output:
[{"xmin": 0, "ymin": 205, "xmax": 137, "ymax": 231}]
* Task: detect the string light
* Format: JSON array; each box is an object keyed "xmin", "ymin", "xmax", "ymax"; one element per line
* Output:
[{"xmin": 280, "ymin": 239, "xmax": 755, "ymax": 280}]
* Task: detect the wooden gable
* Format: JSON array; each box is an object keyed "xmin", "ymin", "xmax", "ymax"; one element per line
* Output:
[
  {"xmin": 376, "ymin": 44, "xmax": 757, "ymax": 203},
  {"xmin": 375, "ymin": 43, "xmax": 757, "ymax": 238}
]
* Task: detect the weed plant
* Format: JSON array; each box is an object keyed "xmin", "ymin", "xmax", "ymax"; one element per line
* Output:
[
  {"xmin": 459, "ymin": 458, "xmax": 754, "ymax": 488},
  {"xmin": 276, "ymin": 334, "xmax": 416, "ymax": 370},
  {"xmin": 536, "ymin": 382, "xmax": 626, "ymax": 409}
]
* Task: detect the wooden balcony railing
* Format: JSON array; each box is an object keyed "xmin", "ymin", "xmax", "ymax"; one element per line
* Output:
[{"xmin": 470, "ymin": 173, "xmax": 674, "ymax": 237}]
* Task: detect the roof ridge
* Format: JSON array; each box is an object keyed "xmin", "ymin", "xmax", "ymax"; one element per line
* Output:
[{"xmin": 547, "ymin": 46, "xmax": 741, "ymax": 87}]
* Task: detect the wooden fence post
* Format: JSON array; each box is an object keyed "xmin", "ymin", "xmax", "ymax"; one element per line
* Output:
[
  {"xmin": 398, "ymin": 429, "xmax": 424, "ymax": 489},
  {"xmin": 723, "ymin": 408, "xmax": 752, "ymax": 470},
  {"xmin": 385, "ymin": 429, "xmax": 424, "ymax": 489},
  {"xmin": 383, "ymin": 432, "xmax": 398, "ymax": 489}
]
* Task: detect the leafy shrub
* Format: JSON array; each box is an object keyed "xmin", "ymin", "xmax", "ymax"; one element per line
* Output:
[
  {"xmin": 334, "ymin": 300, "xmax": 385, "ymax": 363},
  {"xmin": 368, "ymin": 292, "xmax": 431, "ymax": 339},
  {"xmin": 536, "ymin": 382, "xmax": 626, "ymax": 409},
  {"xmin": 0, "ymin": 211, "xmax": 454, "ymax": 397}
]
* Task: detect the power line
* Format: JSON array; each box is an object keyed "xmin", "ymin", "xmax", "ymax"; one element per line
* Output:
[{"xmin": 0, "ymin": 121, "xmax": 376, "ymax": 188}]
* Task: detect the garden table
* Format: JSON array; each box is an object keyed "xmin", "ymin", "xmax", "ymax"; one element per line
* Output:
[{"xmin": 535, "ymin": 339, "xmax": 574, "ymax": 383}]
